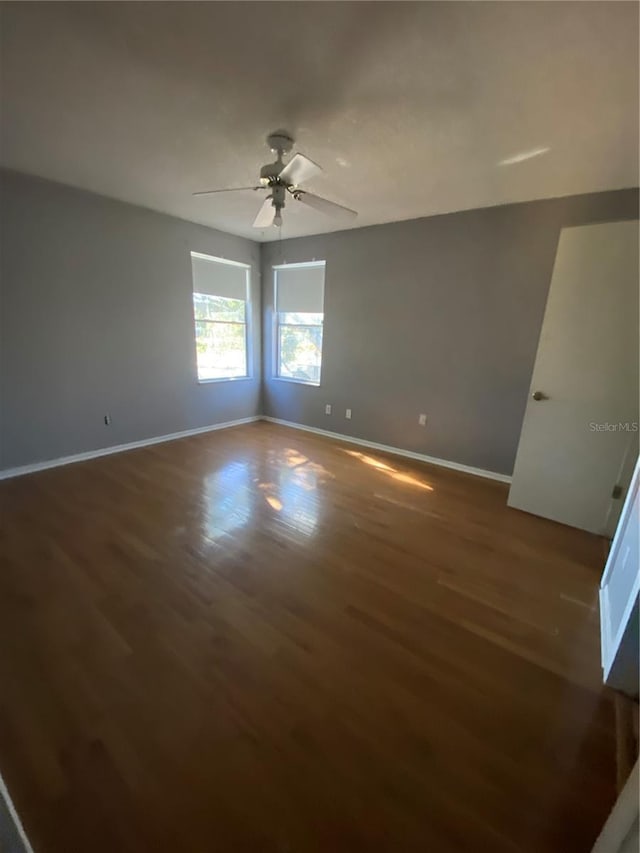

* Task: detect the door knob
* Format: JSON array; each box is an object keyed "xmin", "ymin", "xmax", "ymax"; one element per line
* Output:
[{"xmin": 532, "ymin": 390, "xmax": 548, "ymax": 401}]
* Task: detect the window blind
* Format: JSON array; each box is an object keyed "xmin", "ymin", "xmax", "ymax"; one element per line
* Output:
[
  {"xmin": 275, "ymin": 263, "xmax": 325, "ymax": 313},
  {"xmin": 191, "ymin": 253, "xmax": 248, "ymax": 300}
]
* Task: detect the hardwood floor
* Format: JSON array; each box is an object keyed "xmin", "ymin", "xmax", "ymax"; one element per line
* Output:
[{"xmin": 0, "ymin": 422, "xmax": 616, "ymax": 852}]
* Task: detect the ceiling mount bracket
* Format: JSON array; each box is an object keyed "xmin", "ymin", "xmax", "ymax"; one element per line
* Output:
[{"xmin": 267, "ymin": 132, "xmax": 294, "ymax": 156}]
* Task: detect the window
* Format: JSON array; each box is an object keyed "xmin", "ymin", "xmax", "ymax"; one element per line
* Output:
[
  {"xmin": 274, "ymin": 261, "xmax": 326, "ymax": 385},
  {"xmin": 190, "ymin": 252, "xmax": 250, "ymax": 382}
]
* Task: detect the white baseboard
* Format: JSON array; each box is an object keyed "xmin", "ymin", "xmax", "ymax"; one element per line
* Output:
[
  {"xmin": 0, "ymin": 416, "xmax": 261, "ymax": 481},
  {"xmin": 0, "ymin": 414, "xmax": 512, "ymax": 485},
  {"xmin": 261, "ymin": 416, "xmax": 512, "ymax": 484}
]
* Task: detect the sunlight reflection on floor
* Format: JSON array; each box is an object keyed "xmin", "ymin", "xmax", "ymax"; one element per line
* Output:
[
  {"xmin": 199, "ymin": 443, "xmax": 432, "ymax": 547},
  {"xmin": 257, "ymin": 447, "xmax": 334, "ymax": 536},
  {"xmin": 203, "ymin": 460, "xmax": 252, "ymax": 539},
  {"xmin": 342, "ymin": 449, "xmax": 434, "ymax": 491}
]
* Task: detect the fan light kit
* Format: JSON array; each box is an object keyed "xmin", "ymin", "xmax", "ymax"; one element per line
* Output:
[{"xmin": 193, "ymin": 131, "xmax": 357, "ymax": 229}]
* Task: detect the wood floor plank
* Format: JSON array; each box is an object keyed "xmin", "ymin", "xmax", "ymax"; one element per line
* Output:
[{"xmin": 0, "ymin": 422, "xmax": 616, "ymax": 851}]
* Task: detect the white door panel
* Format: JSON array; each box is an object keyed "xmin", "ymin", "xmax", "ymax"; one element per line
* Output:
[{"xmin": 508, "ymin": 220, "xmax": 639, "ymax": 534}]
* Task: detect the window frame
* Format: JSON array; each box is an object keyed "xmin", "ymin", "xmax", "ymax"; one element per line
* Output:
[
  {"xmin": 190, "ymin": 252, "xmax": 252, "ymax": 385},
  {"xmin": 273, "ymin": 261, "xmax": 326, "ymax": 387}
]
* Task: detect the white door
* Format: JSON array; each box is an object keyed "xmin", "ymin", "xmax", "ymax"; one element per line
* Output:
[
  {"xmin": 599, "ymin": 456, "xmax": 639, "ymax": 695},
  {"xmin": 508, "ymin": 220, "xmax": 639, "ymax": 534}
]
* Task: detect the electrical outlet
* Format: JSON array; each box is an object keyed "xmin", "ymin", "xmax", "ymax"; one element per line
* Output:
[
  {"xmin": 345, "ymin": 408, "xmax": 352, "ymax": 420},
  {"xmin": 419, "ymin": 414, "xmax": 427, "ymax": 426},
  {"xmin": 325, "ymin": 404, "xmax": 332, "ymax": 415},
  {"xmin": 104, "ymin": 414, "xmax": 112, "ymax": 426}
]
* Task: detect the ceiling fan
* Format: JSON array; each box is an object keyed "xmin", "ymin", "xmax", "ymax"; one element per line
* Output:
[{"xmin": 193, "ymin": 132, "xmax": 357, "ymax": 229}]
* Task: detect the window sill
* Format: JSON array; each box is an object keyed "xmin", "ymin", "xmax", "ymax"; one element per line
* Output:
[
  {"xmin": 272, "ymin": 376, "xmax": 320, "ymax": 388},
  {"xmin": 197, "ymin": 376, "xmax": 253, "ymax": 385}
]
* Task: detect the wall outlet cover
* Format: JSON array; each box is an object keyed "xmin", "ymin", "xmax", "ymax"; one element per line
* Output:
[
  {"xmin": 345, "ymin": 409, "xmax": 352, "ymax": 419},
  {"xmin": 325, "ymin": 404, "xmax": 332, "ymax": 415},
  {"xmin": 419, "ymin": 414, "xmax": 427, "ymax": 426}
]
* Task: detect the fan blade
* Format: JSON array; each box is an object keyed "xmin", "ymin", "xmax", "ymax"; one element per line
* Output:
[
  {"xmin": 279, "ymin": 153, "xmax": 322, "ymax": 186},
  {"xmin": 295, "ymin": 192, "xmax": 357, "ymax": 221},
  {"xmin": 193, "ymin": 186, "xmax": 262, "ymax": 196},
  {"xmin": 253, "ymin": 196, "xmax": 275, "ymax": 228}
]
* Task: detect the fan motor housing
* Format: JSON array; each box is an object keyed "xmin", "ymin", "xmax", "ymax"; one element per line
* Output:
[{"xmin": 259, "ymin": 161, "xmax": 284, "ymax": 185}]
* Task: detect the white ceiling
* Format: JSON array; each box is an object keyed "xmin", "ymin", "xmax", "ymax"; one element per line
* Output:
[{"xmin": 1, "ymin": 2, "xmax": 638, "ymax": 242}]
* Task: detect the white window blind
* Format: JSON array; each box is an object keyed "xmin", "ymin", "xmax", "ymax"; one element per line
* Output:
[
  {"xmin": 191, "ymin": 252, "xmax": 248, "ymax": 300},
  {"xmin": 275, "ymin": 263, "xmax": 325, "ymax": 313}
]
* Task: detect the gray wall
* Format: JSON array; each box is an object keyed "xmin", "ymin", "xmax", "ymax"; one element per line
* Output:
[
  {"xmin": 261, "ymin": 190, "xmax": 639, "ymax": 475},
  {"xmin": 2, "ymin": 171, "xmax": 636, "ymax": 476},
  {"xmin": 0, "ymin": 170, "xmax": 262, "ymax": 470}
]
